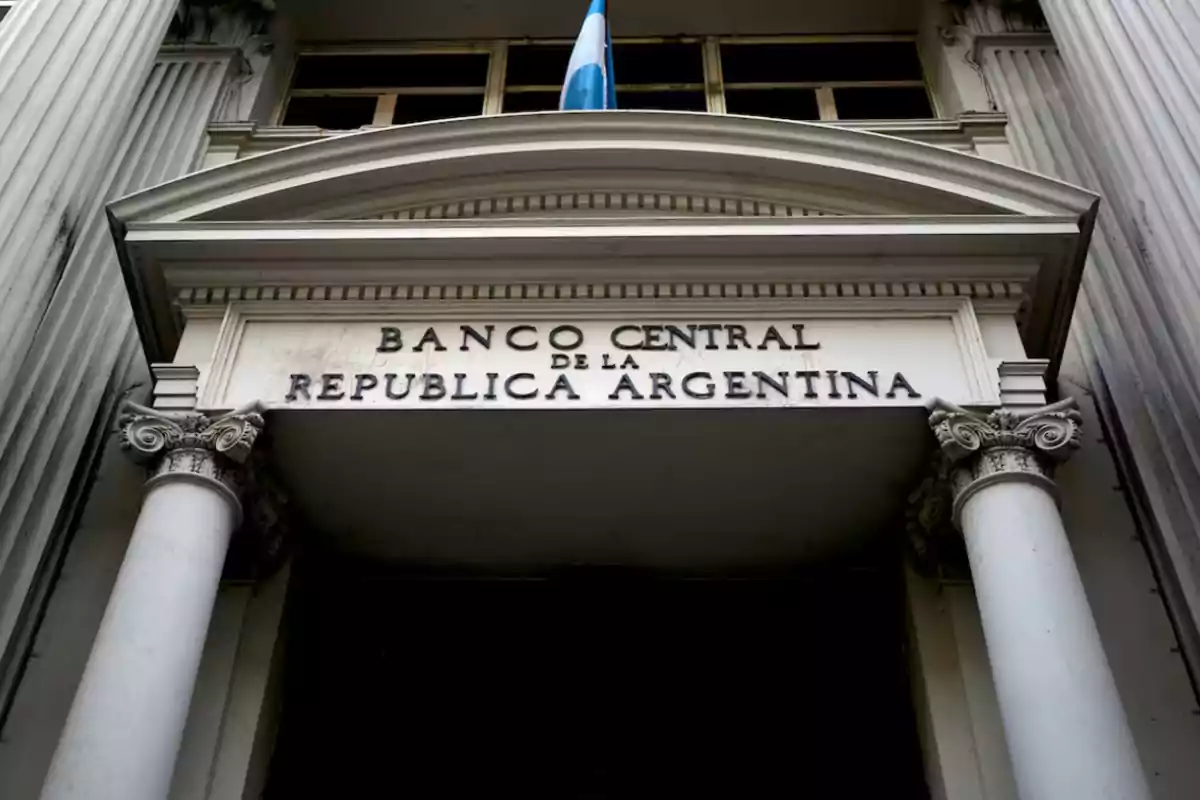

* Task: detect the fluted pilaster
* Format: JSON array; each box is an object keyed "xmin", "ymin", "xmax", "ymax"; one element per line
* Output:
[
  {"xmin": 968, "ymin": 1, "xmax": 1200, "ymax": 700},
  {"xmin": 0, "ymin": 40, "xmax": 237, "ymax": 707},
  {"xmin": 0, "ymin": 0, "xmax": 179, "ymax": 373},
  {"xmin": 1038, "ymin": 0, "xmax": 1200, "ymax": 559}
]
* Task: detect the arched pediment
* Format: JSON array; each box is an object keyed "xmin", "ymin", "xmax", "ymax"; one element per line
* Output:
[
  {"xmin": 110, "ymin": 112, "xmax": 1098, "ymax": 373},
  {"xmin": 111, "ymin": 111, "xmax": 1097, "ymax": 224}
]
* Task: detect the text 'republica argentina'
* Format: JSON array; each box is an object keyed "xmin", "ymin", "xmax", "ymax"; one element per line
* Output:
[{"xmin": 283, "ymin": 323, "xmax": 921, "ymax": 404}]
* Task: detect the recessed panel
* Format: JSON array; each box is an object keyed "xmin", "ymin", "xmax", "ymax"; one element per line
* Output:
[{"xmin": 206, "ymin": 305, "xmax": 993, "ymax": 411}]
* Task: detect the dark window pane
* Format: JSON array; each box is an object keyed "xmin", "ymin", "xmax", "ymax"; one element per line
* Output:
[
  {"xmin": 725, "ymin": 88, "xmax": 819, "ymax": 121},
  {"xmin": 611, "ymin": 42, "xmax": 704, "ymax": 85},
  {"xmin": 617, "ymin": 90, "xmax": 706, "ymax": 111},
  {"xmin": 720, "ymin": 42, "xmax": 925, "ymax": 83},
  {"xmin": 293, "ymin": 54, "xmax": 489, "ymax": 89},
  {"xmin": 392, "ymin": 94, "xmax": 484, "ymax": 125},
  {"xmin": 505, "ymin": 45, "xmax": 572, "ymax": 86},
  {"xmin": 833, "ymin": 86, "xmax": 933, "ymax": 119},
  {"xmin": 507, "ymin": 42, "xmax": 704, "ymax": 88},
  {"xmin": 283, "ymin": 95, "xmax": 376, "ymax": 129},
  {"xmin": 503, "ymin": 92, "xmax": 561, "ymax": 113}
]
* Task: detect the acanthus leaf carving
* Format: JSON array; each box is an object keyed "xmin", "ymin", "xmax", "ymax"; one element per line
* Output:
[
  {"xmin": 929, "ymin": 397, "xmax": 1082, "ymax": 464},
  {"xmin": 117, "ymin": 400, "xmax": 290, "ymax": 580},
  {"xmin": 117, "ymin": 400, "xmax": 267, "ymax": 509},
  {"xmin": 118, "ymin": 400, "xmax": 265, "ymax": 466},
  {"xmin": 926, "ymin": 396, "xmax": 1083, "ymax": 525}
]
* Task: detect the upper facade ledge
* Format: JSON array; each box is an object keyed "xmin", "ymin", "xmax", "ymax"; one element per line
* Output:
[
  {"xmin": 204, "ymin": 112, "xmax": 1014, "ymax": 166},
  {"xmin": 110, "ymin": 111, "xmax": 1098, "ymax": 226}
]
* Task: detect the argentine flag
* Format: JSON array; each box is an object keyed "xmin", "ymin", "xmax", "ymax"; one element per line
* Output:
[{"xmin": 559, "ymin": 0, "xmax": 617, "ymax": 110}]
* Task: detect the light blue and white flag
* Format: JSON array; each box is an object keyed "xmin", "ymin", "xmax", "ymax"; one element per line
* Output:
[{"xmin": 559, "ymin": 0, "xmax": 617, "ymax": 110}]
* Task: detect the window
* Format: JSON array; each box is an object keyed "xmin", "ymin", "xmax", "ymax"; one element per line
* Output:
[
  {"xmin": 718, "ymin": 40, "xmax": 932, "ymax": 120},
  {"xmin": 279, "ymin": 37, "xmax": 934, "ymax": 128},
  {"xmin": 281, "ymin": 51, "xmax": 490, "ymax": 129},
  {"xmin": 609, "ymin": 41, "xmax": 705, "ymax": 111},
  {"xmin": 503, "ymin": 40, "xmax": 706, "ymax": 113},
  {"xmin": 502, "ymin": 44, "xmax": 570, "ymax": 114}
]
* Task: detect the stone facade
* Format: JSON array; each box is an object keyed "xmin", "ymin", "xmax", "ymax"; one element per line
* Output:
[{"xmin": 1, "ymin": 1, "xmax": 1199, "ymax": 798}]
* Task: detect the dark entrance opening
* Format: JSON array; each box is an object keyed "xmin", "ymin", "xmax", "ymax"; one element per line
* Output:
[{"xmin": 265, "ymin": 557, "xmax": 928, "ymax": 798}]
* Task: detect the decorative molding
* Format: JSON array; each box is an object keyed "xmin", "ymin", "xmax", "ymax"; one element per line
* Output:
[
  {"xmin": 223, "ymin": 450, "xmax": 292, "ymax": 582},
  {"xmin": 176, "ymin": 279, "xmax": 1030, "ymax": 307},
  {"xmin": 906, "ymin": 455, "xmax": 971, "ymax": 582},
  {"xmin": 363, "ymin": 191, "xmax": 839, "ymax": 222},
  {"xmin": 116, "ymin": 399, "xmax": 291, "ymax": 580},
  {"xmin": 117, "ymin": 400, "xmax": 266, "ymax": 516},
  {"xmin": 115, "ymin": 112, "xmax": 1094, "ymax": 380},
  {"xmin": 927, "ymin": 396, "xmax": 1082, "ymax": 523},
  {"xmin": 997, "ymin": 359, "xmax": 1048, "ymax": 408},
  {"xmin": 151, "ymin": 363, "xmax": 201, "ymax": 410}
]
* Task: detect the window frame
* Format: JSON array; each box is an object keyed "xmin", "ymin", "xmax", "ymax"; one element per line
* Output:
[
  {"xmin": 276, "ymin": 34, "xmax": 936, "ymax": 128},
  {"xmin": 277, "ymin": 42, "xmax": 499, "ymax": 127}
]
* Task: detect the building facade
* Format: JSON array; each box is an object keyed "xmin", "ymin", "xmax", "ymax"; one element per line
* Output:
[{"xmin": 0, "ymin": 0, "xmax": 1199, "ymax": 798}]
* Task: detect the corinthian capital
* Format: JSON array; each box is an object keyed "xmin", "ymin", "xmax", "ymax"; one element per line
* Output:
[
  {"xmin": 117, "ymin": 401, "xmax": 267, "ymax": 510},
  {"xmin": 926, "ymin": 397, "xmax": 1083, "ymax": 522},
  {"xmin": 929, "ymin": 397, "xmax": 1082, "ymax": 464}
]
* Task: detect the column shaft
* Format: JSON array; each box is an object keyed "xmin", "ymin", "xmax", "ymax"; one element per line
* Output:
[
  {"xmin": 960, "ymin": 480, "xmax": 1150, "ymax": 800},
  {"xmin": 40, "ymin": 481, "xmax": 236, "ymax": 800}
]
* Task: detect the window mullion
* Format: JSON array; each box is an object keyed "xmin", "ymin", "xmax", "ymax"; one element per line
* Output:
[
  {"xmin": 483, "ymin": 41, "xmax": 507, "ymax": 115},
  {"xmin": 372, "ymin": 94, "xmax": 397, "ymax": 126},
  {"xmin": 816, "ymin": 86, "xmax": 838, "ymax": 121},
  {"xmin": 703, "ymin": 37, "xmax": 726, "ymax": 114}
]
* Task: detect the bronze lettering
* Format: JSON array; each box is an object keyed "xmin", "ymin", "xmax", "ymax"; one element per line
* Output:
[
  {"xmin": 377, "ymin": 327, "xmax": 403, "ymax": 353},
  {"xmin": 350, "ymin": 373, "xmax": 378, "ymax": 400},
  {"xmin": 286, "ymin": 374, "xmax": 312, "ymax": 401},
  {"xmin": 506, "ymin": 325, "xmax": 538, "ymax": 351}
]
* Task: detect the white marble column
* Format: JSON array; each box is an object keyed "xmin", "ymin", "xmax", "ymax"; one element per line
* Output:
[
  {"xmin": 928, "ymin": 398, "xmax": 1151, "ymax": 800},
  {"xmin": 40, "ymin": 403, "xmax": 265, "ymax": 800}
]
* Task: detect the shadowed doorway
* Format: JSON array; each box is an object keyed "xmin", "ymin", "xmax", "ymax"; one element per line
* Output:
[{"xmin": 265, "ymin": 557, "xmax": 928, "ymax": 798}]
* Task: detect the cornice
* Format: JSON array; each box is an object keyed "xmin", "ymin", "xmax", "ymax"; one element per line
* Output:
[
  {"xmin": 109, "ymin": 113, "xmax": 1096, "ymax": 382},
  {"xmin": 118, "ymin": 214, "xmax": 1075, "ymax": 363}
]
